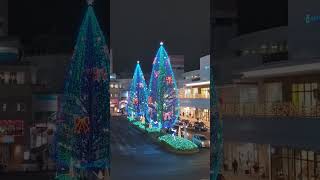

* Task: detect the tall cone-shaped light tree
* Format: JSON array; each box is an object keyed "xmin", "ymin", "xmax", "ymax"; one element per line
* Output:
[
  {"xmin": 55, "ymin": 1, "xmax": 110, "ymax": 179},
  {"xmin": 148, "ymin": 42, "xmax": 179, "ymax": 129},
  {"xmin": 210, "ymin": 62, "xmax": 223, "ymax": 180},
  {"xmin": 127, "ymin": 61, "xmax": 149, "ymax": 122}
]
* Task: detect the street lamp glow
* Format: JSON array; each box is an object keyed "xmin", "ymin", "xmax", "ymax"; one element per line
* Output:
[{"xmin": 160, "ymin": 42, "xmax": 164, "ymax": 46}]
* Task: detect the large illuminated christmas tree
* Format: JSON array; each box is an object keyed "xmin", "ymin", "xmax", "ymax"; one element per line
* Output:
[
  {"xmin": 210, "ymin": 63, "xmax": 223, "ymax": 180},
  {"xmin": 148, "ymin": 42, "xmax": 179, "ymax": 129},
  {"xmin": 55, "ymin": 1, "xmax": 110, "ymax": 179},
  {"xmin": 127, "ymin": 61, "xmax": 149, "ymax": 123}
]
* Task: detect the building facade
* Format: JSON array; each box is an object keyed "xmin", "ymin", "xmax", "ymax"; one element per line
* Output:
[
  {"xmin": 0, "ymin": 37, "xmax": 35, "ymax": 170},
  {"xmin": 179, "ymin": 55, "xmax": 210, "ymax": 127},
  {"xmin": 216, "ymin": 22, "xmax": 320, "ymax": 180}
]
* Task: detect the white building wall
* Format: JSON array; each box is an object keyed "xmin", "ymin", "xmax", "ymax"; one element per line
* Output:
[{"xmin": 200, "ymin": 55, "xmax": 210, "ymax": 81}]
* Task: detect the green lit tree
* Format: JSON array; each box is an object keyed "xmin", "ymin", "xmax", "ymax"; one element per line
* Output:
[
  {"xmin": 148, "ymin": 42, "xmax": 180, "ymax": 129},
  {"xmin": 55, "ymin": 1, "xmax": 110, "ymax": 179}
]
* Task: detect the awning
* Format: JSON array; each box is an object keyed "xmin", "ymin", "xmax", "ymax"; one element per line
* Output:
[{"xmin": 242, "ymin": 61, "xmax": 320, "ymax": 79}]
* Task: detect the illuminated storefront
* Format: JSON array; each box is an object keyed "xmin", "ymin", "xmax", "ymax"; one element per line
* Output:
[
  {"xmin": 0, "ymin": 120, "xmax": 25, "ymax": 168},
  {"xmin": 179, "ymin": 81, "xmax": 210, "ymax": 126}
]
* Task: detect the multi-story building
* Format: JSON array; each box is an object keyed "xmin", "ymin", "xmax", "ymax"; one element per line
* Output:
[
  {"xmin": 0, "ymin": 0, "xmax": 8, "ymax": 36},
  {"xmin": 179, "ymin": 55, "xmax": 210, "ymax": 127},
  {"xmin": 0, "ymin": 37, "xmax": 36, "ymax": 170},
  {"xmin": 215, "ymin": 1, "xmax": 320, "ymax": 179}
]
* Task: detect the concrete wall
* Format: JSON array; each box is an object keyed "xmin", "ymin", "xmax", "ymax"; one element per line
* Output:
[
  {"xmin": 0, "ymin": 0, "xmax": 8, "ymax": 36},
  {"xmin": 223, "ymin": 116, "xmax": 320, "ymax": 150},
  {"xmin": 180, "ymin": 98, "xmax": 210, "ymax": 109},
  {"xmin": 289, "ymin": 0, "xmax": 320, "ymax": 59}
]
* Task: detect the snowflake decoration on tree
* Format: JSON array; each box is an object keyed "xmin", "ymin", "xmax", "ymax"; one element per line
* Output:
[
  {"xmin": 75, "ymin": 117, "xmax": 90, "ymax": 134},
  {"xmin": 134, "ymin": 98, "xmax": 139, "ymax": 105},
  {"xmin": 166, "ymin": 76, "xmax": 173, "ymax": 85},
  {"xmin": 138, "ymin": 82, "xmax": 144, "ymax": 88},
  {"xmin": 154, "ymin": 71, "xmax": 159, "ymax": 78},
  {"xmin": 87, "ymin": 0, "xmax": 94, "ymax": 5},
  {"xmin": 148, "ymin": 97, "xmax": 153, "ymax": 105}
]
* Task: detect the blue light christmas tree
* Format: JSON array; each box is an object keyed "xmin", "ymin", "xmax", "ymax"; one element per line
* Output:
[
  {"xmin": 55, "ymin": 1, "xmax": 110, "ymax": 179},
  {"xmin": 127, "ymin": 61, "xmax": 149, "ymax": 123},
  {"xmin": 148, "ymin": 42, "xmax": 180, "ymax": 129},
  {"xmin": 210, "ymin": 63, "xmax": 223, "ymax": 180}
]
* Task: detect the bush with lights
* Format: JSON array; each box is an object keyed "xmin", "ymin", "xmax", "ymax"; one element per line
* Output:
[{"xmin": 158, "ymin": 134, "xmax": 198, "ymax": 151}]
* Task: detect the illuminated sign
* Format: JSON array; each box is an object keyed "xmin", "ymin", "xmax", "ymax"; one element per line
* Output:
[
  {"xmin": 0, "ymin": 120, "xmax": 24, "ymax": 136},
  {"xmin": 305, "ymin": 14, "xmax": 320, "ymax": 24}
]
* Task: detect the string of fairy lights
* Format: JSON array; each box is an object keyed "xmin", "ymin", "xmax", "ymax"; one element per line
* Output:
[{"xmin": 55, "ymin": 2, "xmax": 110, "ymax": 179}]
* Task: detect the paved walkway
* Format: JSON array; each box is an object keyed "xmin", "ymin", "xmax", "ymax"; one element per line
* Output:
[{"xmin": 223, "ymin": 171, "xmax": 269, "ymax": 180}]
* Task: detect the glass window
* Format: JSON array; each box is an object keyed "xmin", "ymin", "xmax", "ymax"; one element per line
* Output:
[
  {"xmin": 0, "ymin": 72, "xmax": 4, "ymax": 84},
  {"xmin": 299, "ymin": 84, "xmax": 304, "ymax": 91},
  {"xmin": 16, "ymin": 72, "xmax": 25, "ymax": 84},
  {"xmin": 309, "ymin": 151, "xmax": 315, "ymax": 161},
  {"xmin": 9, "ymin": 72, "xmax": 17, "ymax": 84},
  {"xmin": 305, "ymin": 84, "xmax": 311, "ymax": 91},
  {"xmin": 302, "ymin": 151, "xmax": 308, "ymax": 160},
  {"xmin": 115, "ymin": 84, "xmax": 118, "ymax": 88},
  {"xmin": 302, "ymin": 160, "xmax": 308, "ymax": 180},
  {"xmin": 2, "ymin": 103, "xmax": 6, "ymax": 112},
  {"xmin": 312, "ymin": 83, "xmax": 318, "ymax": 90},
  {"xmin": 17, "ymin": 103, "xmax": 26, "ymax": 112}
]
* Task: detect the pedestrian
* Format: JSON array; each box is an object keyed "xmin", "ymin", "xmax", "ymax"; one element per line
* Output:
[
  {"xmin": 37, "ymin": 154, "xmax": 43, "ymax": 171},
  {"xmin": 232, "ymin": 159, "xmax": 238, "ymax": 175},
  {"xmin": 217, "ymin": 174, "xmax": 226, "ymax": 180}
]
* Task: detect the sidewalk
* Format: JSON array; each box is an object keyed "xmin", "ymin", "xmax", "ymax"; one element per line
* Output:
[{"xmin": 223, "ymin": 171, "xmax": 269, "ymax": 180}]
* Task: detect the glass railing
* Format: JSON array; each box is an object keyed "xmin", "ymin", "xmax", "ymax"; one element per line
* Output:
[
  {"xmin": 179, "ymin": 93, "xmax": 210, "ymax": 99},
  {"xmin": 220, "ymin": 103, "xmax": 320, "ymax": 118}
]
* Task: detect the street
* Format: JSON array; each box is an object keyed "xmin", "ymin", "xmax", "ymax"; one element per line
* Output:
[
  {"xmin": 0, "ymin": 172, "xmax": 55, "ymax": 179},
  {"xmin": 111, "ymin": 116, "xmax": 210, "ymax": 180}
]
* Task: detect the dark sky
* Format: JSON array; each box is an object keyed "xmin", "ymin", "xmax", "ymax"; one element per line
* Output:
[
  {"xmin": 9, "ymin": 0, "xmax": 109, "ymax": 52},
  {"xmin": 111, "ymin": 0, "xmax": 210, "ymax": 74},
  {"xmin": 237, "ymin": 0, "xmax": 288, "ymax": 35}
]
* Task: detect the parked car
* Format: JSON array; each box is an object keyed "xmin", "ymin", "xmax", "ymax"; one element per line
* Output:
[
  {"xmin": 181, "ymin": 119, "xmax": 192, "ymax": 128},
  {"xmin": 194, "ymin": 122, "xmax": 208, "ymax": 131},
  {"xmin": 192, "ymin": 134, "xmax": 210, "ymax": 148}
]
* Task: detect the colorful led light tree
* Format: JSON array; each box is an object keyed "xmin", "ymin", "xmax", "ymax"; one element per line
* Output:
[
  {"xmin": 127, "ymin": 61, "xmax": 149, "ymax": 123},
  {"xmin": 55, "ymin": 1, "xmax": 110, "ymax": 179},
  {"xmin": 148, "ymin": 42, "xmax": 180, "ymax": 129},
  {"xmin": 210, "ymin": 64, "xmax": 223, "ymax": 180}
]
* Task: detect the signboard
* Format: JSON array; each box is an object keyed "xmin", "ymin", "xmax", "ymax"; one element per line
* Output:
[
  {"xmin": 0, "ymin": 120, "xmax": 24, "ymax": 136},
  {"xmin": 0, "ymin": 136, "xmax": 14, "ymax": 143},
  {"xmin": 305, "ymin": 14, "xmax": 320, "ymax": 24}
]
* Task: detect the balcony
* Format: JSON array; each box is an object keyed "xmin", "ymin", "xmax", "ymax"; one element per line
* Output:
[
  {"xmin": 220, "ymin": 103, "xmax": 320, "ymax": 118},
  {"xmin": 179, "ymin": 93, "xmax": 210, "ymax": 99}
]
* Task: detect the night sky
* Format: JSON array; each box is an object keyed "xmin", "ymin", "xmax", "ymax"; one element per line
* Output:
[
  {"xmin": 7, "ymin": 0, "xmax": 287, "ymax": 73},
  {"xmin": 111, "ymin": 0, "xmax": 210, "ymax": 74},
  {"xmin": 8, "ymin": 0, "xmax": 109, "ymax": 52},
  {"xmin": 237, "ymin": 0, "xmax": 288, "ymax": 35}
]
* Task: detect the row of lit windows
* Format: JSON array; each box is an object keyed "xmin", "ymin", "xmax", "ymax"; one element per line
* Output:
[
  {"xmin": 110, "ymin": 93, "xmax": 118, "ymax": 98},
  {"xmin": 0, "ymin": 72, "xmax": 25, "ymax": 85},
  {"xmin": 0, "ymin": 103, "xmax": 26, "ymax": 112},
  {"xmin": 179, "ymin": 87, "xmax": 210, "ymax": 99},
  {"xmin": 110, "ymin": 83, "xmax": 122, "ymax": 89},
  {"xmin": 237, "ymin": 42, "xmax": 288, "ymax": 56}
]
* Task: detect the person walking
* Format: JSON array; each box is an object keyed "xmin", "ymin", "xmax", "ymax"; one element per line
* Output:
[{"xmin": 232, "ymin": 159, "xmax": 238, "ymax": 175}]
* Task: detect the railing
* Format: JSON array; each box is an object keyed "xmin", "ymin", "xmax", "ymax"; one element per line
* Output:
[
  {"xmin": 220, "ymin": 103, "xmax": 320, "ymax": 118},
  {"xmin": 179, "ymin": 94, "xmax": 210, "ymax": 99}
]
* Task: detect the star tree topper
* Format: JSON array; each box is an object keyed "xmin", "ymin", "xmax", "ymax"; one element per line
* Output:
[{"xmin": 87, "ymin": 0, "xmax": 94, "ymax": 5}]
